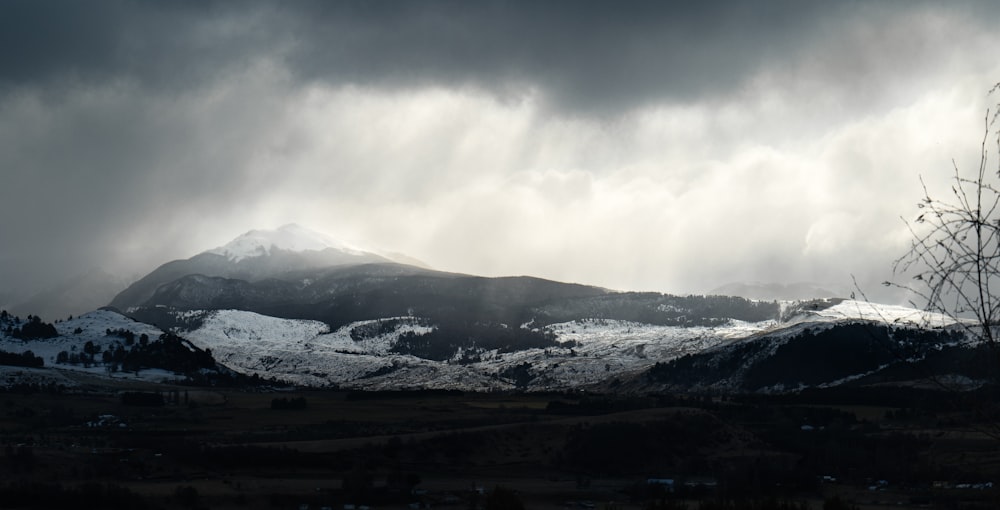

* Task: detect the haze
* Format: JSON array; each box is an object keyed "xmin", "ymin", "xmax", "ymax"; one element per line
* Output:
[{"xmin": 3, "ymin": 1, "xmax": 1000, "ymax": 309}]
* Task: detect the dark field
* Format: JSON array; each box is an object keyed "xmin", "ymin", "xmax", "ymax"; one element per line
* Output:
[{"xmin": 1, "ymin": 376, "xmax": 999, "ymax": 510}]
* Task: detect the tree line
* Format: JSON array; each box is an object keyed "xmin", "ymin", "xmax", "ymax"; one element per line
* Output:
[
  {"xmin": 55, "ymin": 331, "xmax": 215, "ymax": 375},
  {"xmin": 1, "ymin": 311, "xmax": 58, "ymax": 340}
]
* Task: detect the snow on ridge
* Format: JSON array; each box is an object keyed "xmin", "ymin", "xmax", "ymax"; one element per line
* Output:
[
  {"xmin": 473, "ymin": 318, "xmax": 777, "ymax": 388},
  {"xmin": 814, "ymin": 299, "xmax": 957, "ymax": 327},
  {"xmin": 179, "ymin": 309, "xmax": 331, "ymax": 349},
  {"xmin": 55, "ymin": 309, "xmax": 164, "ymax": 339},
  {"xmin": 178, "ymin": 309, "xmax": 436, "ymax": 385},
  {"xmin": 205, "ymin": 223, "xmax": 367, "ymax": 262},
  {"xmin": 3, "ymin": 300, "xmax": 962, "ymax": 391},
  {"xmin": 172, "ymin": 310, "xmax": 784, "ymax": 389},
  {"xmin": 0, "ymin": 309, "xmax": 183, "ymax": 384}
]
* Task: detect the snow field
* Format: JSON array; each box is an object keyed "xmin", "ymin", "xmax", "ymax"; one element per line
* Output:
[
  {"xmin": 0, "ymin": 310, "xmax": 191, "ymax": 384},
  {"xmin": 0, "ymin": 298, "xmax": 963, "ymax": 391},
  {"xmin": 177, "ymin": 311, "xmax": 781, "ymax": 390},
  {"xmin": 206, "ymin": 223, "xmax": 366, "ymax": 262}
]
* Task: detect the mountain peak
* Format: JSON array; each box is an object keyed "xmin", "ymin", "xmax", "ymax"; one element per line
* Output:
[{"xmin": 206, "ymin": 224, "xmax": 365, "ymax": 262}]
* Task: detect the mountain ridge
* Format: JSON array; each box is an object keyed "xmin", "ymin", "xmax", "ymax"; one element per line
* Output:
[
  {"xmin": 206, "ymin": 223, "xmax": 371, "ymax": 262},
  {"xmin": 0, "ymin": 225, "xmax": 968, "ymax": 394},
  {"xmin": 0, "ymin": 291, "xmax": 983, "ymax": 394},
  {"xmin": 109, "ymin": 225, "xmax": 397, "ymax": 311}
]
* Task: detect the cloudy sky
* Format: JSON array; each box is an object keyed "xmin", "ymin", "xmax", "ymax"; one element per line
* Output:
[{"xmin": 3, "ymin": 0, "xmax": 1000, "ymax": 304}]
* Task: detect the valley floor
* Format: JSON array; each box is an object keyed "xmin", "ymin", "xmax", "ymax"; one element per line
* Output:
[{"xmin": 0, "ymin": 381, "xmax": 998, "ymax": 509}]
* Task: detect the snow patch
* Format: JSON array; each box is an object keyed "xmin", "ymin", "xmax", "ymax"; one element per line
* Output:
[
  {"xmin": 815, "ymin": 299, "xmax": 956, "ymax": 327},
  {"xmin": 178, "ymin": 310, "xmax": 437, "ymax": 386},
  {"xmin": 178, "ymin": 311, "xmax": 779, "ymax": 390},
  {"xmin": 0, "ymin": 310, "xmax": 195, "ymax": 384},
  {"xmin": 205, "ymin": 223, "xmax": 366, "ymax": 262}
]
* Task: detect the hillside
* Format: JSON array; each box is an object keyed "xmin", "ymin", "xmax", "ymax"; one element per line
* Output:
[
  {"xmin": 109, "ymin": 224, "xmax": 394, "ymax": 310},
  {"xmin": 642, "ymin": 300, "xmax": 975, "ymax": 393},
  {"xmin": 0, "ymin": 309, "xmax": 237, "ymax": 387}
]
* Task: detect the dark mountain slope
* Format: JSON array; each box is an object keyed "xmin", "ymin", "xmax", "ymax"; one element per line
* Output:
[
  {"xmin": 532, "ymin": 292, "xmax": 778, "ymax": 327},
  {"xmin": 645, "ymin": 322, "xmax": 970, "ymax": 392},
  {"xmin": 110, "ymin": 248, "xmax": 391, "ymax": 311},
  {"xmin": 135, "ymin": 263, "xmax": 609, "ymax": 329}
]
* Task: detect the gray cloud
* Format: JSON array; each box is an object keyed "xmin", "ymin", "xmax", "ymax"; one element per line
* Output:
[
  {"xmin": 0, "ymin": 1, "xmax": 277, "ymax": 94},
  {"xmin": 279, "ymin": 0, "xmax": 843, "ymax": 114},
  {"xmin": 2, "ymin": 1, "xmax": 1000, "ymax": 311},
  {"xmin": 0, "ymin": 1, "xmax": 848, "ymax": 113}
]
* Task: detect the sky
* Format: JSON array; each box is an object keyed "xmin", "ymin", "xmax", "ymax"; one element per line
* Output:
[{"xmin": 3, "ymin": 0, "xmax": 1000, "ymax": 305}]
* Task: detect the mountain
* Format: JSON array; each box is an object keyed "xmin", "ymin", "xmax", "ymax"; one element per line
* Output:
[
  {"xmin": 204, "ymin": 223, "xmax": 370, "ymax": 262},
  {"xmin": 115, "ymin": 297, "xmax": 976, "ymax": 392},
  {"xmin": 0, "ymin": 224, "xmax": 969, "ymax": 394},
  {"xmin": 123, "ymin": 260, "xmax": 785, "ymax": 371},
  {"xmin": 109, "ymin": 224, "xmax": 393, "ymax": 311},
  {"xmin": 1, "ymin": 288, "xmax": 790, "ymax": 391},
  {"xmin": 640, "ymin": 299, "xmax": 976, "ymax": 393},
  {"xmin": 135, "ymin": 267, "xmax": 610, "ymax": 328},
  {"xmin": 0, "ymin": 308, "xmax": 235, "ymax": 387},
  {"xmin": 122, "ymin": 292, "xmax": 779, "ymax": 389},
  {"xmin": 0, "ymin": 286, "xmax": 983, "ymax": 393},
  {"xmin": 171, "ymin": 306, "xmax": 778, "ymax": 390}
]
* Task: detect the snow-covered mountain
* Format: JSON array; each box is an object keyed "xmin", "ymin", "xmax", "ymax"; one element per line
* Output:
[
  {"xmin": 0, "ymin": 224, "xmax": 979, "ymax": 394},
  {"xmin": 149, "ymin": 307, "xmax": 777, "ymax": 390},
  {"xmin": 109, "ymin": 224, "xmax": 395, "ymax": 311},
  {"xmin": 0, "ymin": 294, "xmax": 981, "ymax": 393},
  {"xmin": 152, "ymin": 298, "xmax": 971, "ymax": 392},
  {"xmin": 206, "ymin": 223, "xmax": 370, "ymax": 262},
  {"xmin": 641, "ymin": 299, "xmax": 974, "ymax": 393},
  {"xmin": 0, "ymin": 309, "xmax": 230, "ymax": 387}
]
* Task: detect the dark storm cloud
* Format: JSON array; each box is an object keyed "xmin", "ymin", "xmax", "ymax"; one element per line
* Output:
[
  {"xmin": 0, "ymin": 71, "xmax": 296, "ymax": 288},
  {"xmin": 2, "ymin": 0, "xmax": 1000, "ymax": 312},
  {"xmin": 280, "ymin": 0, "xmax": 841, "ymax": 114},
  {"xmin": 0, "ymin": 0, "xmax": 839, "ymax": 114},
  {"xmin": 0, "ymin": 1, "xmax": 288, "ymax": 97}
]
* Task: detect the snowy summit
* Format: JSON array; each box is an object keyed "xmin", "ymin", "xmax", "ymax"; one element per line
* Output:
[{"xmin": 206, "ymin": 224, "xmax": 366, "ymax": 262}]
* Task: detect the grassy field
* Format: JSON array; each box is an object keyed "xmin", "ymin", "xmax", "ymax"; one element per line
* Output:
[{"xmin": 0, "ymin": 381, "xmax": 999, "ymax": 509}]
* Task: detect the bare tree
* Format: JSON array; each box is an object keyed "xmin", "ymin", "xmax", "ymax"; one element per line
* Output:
[
  {"xmin": 852, "ymin": 83, "xmax": 1000, "ymax": 467},
  {"xmin": 888, "ymin": 84, "xmax": 1000, "ymax": 363}
]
